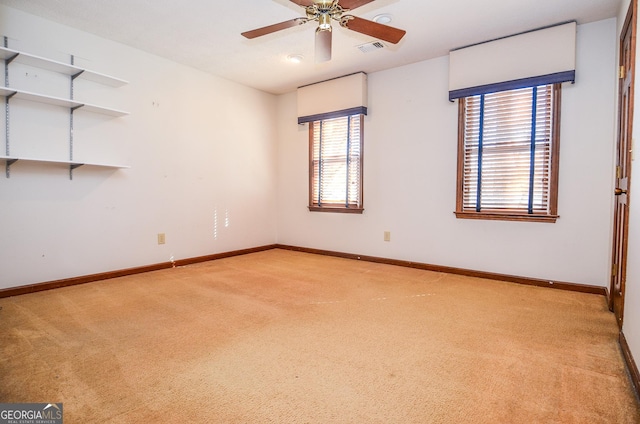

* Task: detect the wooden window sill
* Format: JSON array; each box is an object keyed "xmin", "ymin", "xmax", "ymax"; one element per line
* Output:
[
  {"xmin": 454, "ymin": 211, "xmax": 558, "ymax": 223},
  {"xmin": 309, "ymin": 206, "xmax": 364, "ymax": 214}
]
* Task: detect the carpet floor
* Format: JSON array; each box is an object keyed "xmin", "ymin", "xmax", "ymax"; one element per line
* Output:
[{"xmin": 1, "ymin": 249, "xmax": 639, "ymax": 423}]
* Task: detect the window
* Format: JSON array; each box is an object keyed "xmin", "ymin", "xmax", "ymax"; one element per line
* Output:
[
  {"xmin": 309, "ymin": 113, "xmax": 363, "ymax": 213},
  {"xmin": 455, "ymin": 84, "xmax": 561, "ymax": 223}
]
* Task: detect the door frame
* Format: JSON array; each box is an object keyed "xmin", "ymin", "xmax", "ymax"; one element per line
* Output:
[{"xmin": 609, "ymin": 0, "xmax": 637, "ymax": 328}]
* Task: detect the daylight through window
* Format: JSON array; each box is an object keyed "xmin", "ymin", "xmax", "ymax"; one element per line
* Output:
[
  {"xmin": 309, "ymin": 114, "xmax": 364, "ymax": 213},
  {"xmin": 455, "ymin": 84, "xmax": 561, "ymax": 222}
]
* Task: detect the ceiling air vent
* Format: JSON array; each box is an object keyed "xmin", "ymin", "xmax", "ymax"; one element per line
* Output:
[{"xmin": 357, "ymin": 41, "xmax": 385, "ymax": 53}]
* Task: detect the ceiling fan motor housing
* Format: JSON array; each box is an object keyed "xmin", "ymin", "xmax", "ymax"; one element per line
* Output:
[{"xmin": 306, "ymin": 0, "xmax": 348, "ymax": 26}]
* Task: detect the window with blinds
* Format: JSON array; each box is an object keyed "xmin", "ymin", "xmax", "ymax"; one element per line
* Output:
[
  {"xmin": 309, "ymin": 114, "xmax": 364, "ymax": 213},
  {"xmin": 455, "ymin": 84, "xmax": 561, "ymax": 223}
]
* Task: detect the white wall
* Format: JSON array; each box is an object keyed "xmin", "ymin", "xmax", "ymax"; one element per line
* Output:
[
  {"xmin": 277, "ymin": 19, "xmax": 618, "ymax": 288},
  {"xmin": 620, "ymin": 0, "xmax": 640, "ymax": 376},
  {"xmin": 0, "ymin": 6, "xmax": 279, "ymax": 289}
]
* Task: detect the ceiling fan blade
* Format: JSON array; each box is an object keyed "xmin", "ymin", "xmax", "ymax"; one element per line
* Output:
[
  {"xmin": 341, "ymin": 15, "xmax": 406, "ymax": 44},
  {"xmin": 289, "ymin": 0, "xmax": 315, "ymax": 6},
  {"xmin": 241, "ymin": 18, "xmax": 308, "ymax": 39},
  {"xmin": 338, "ymin": 0, "xmax": 376, "ymax": 10},
  {"xmin": 315, "ymin": 28, "xmax": 332, "ymax": 62}
]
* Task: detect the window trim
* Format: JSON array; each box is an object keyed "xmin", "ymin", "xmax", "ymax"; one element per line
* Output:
[
  {"xmin": 454, "ymin": 83, "xmax": 561, "ymax": 223},
  {"xmin": 308, "ymin": 114, "xmax": 364, "ymax": 214}
]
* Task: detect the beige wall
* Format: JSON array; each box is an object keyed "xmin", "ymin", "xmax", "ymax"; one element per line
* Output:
[
  {"xmin": 0, "ymin": 5, "xmax": 279, "ymax": 288},
  {"xmin": 276, "ymin": 19, "xmax": 618, "ymax": 287}
]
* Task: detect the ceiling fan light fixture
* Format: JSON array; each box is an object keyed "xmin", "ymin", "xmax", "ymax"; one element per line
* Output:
[
  {"xmin": 373, "ymin": 14, "xmax": 393, "ymax": 24},
  {"xmin": 287, "ymin": 54, "xmax": 304, "ymax": 63},
  {"xmin": 315, "ymin": 26, "xmax": 332, "ymax": 62}
]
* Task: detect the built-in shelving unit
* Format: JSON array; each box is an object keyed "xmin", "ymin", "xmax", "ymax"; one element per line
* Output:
[{"xmin": 2, "ymin": 41, "xmax": 130, "ymax": 179}]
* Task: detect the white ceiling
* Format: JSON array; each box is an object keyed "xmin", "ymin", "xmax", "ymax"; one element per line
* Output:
[{"xmin": 0, "ymin": 0, "xmax": 622, "ymax": 94}]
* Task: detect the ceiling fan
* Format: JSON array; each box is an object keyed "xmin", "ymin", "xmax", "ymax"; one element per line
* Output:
[{"xmin": 241, "ymin": 0, "xmax": 406, "ymax": 62}]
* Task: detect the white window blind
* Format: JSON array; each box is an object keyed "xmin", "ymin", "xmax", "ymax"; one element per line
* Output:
[
  {"xmin": 311, "ymin": 114, "xmax": 362, "ymax": 208},
  {"xmin": 461, "ymin": 84, "xmax": 555, "ymax": 214}
]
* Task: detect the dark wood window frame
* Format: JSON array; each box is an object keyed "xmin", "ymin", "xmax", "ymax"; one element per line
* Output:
[
  {"xmin": 308, "ymin": 114, "xmax": 364, "ymax": 214},
  {"xmin": 455, "ymin": 83, "xmax": 562, "ymax": 223}
]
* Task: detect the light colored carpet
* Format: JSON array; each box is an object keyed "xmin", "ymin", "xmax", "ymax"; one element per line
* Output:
[{"xmin": 1, "ymin": 249, "xmax": 638, "ymax": 423}]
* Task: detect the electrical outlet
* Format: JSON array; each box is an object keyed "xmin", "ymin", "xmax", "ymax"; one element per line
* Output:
[
  {"xmin": 157, "ymin": 233, "xmax": 166, "ymax": 245},
  {"xmin": 384, "ymin": 231, "xmax": 391, "ymax": 242}
]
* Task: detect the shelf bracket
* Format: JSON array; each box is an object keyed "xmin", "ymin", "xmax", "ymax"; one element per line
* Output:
[
  {"xmin": 71, "ymin": 70, "xmax": 84, "ymax": 80},
  {"xmin": 5, "ymin": 158, "xmax": 17, "ymax": 178},
  {"xmin": 69, "ymin": 162, "xmax": 83, "ymax": 180},
  {"xmin": 6, "ymin": 53, "xmax": 18, "ymax": 65}
]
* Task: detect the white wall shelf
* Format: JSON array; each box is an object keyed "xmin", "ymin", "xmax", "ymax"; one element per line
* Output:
[
  {"xmin": 0, "ymin": 155, "xmax": 129, "ymax": 169},
  {"xmin": 0, "ymin": 86, "xmax": 129, "ymax": 117},
  {"xmin": 0, "ymin": 46, "xmax": 128, "ymax": 87},
  {"xmin": 2, "ymin": 40, "xmax": 129, "ymax": 179}
]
